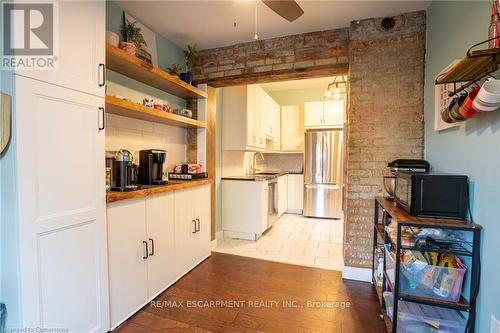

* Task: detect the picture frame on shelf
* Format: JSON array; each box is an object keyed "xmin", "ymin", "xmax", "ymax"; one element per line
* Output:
[{"xmin": 123, "ymin": 11, "xmax": 158, "ymax": 66}]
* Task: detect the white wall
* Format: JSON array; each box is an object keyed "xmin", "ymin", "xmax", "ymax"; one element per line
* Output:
[
  {"xmin": 106, "ymin": 114, "xmax": 187, "ymax": 173},
  {"xmin": 256, "ymin": 153, "xmax": 303, "ymax": 173}
]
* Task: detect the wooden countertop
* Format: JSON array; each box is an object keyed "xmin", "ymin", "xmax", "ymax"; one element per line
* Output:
[
  {"xmin": 107, "ymin": 179, "xmax": 211, "ymax": 203},
  {"xmin": 375, "ymin": 196, "xmax": 481, "ymax": 229}
]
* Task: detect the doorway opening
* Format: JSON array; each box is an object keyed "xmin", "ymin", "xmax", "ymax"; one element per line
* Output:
[{"xmin": 214, "ymin": 75, "xmax": 348, "ymax": 271}]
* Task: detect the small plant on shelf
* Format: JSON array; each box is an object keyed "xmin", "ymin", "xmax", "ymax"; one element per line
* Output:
[
  {"xmin": 119, "ymin": 19, "xmax": 147, "ymax": 57},
  {"xmin": 180, "ymin": 44, "xmax": 200, "ymax": 85},
  {"xmin": 168, "ymin": 63, "xmax": 185, "ymax": 77}
]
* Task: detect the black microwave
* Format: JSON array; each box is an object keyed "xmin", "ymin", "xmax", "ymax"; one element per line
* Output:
[{"xmin": 394, "ymin": 172, "xmax": 468, "ymax": 219}]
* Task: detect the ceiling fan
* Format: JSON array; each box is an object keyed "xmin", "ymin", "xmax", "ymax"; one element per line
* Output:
[{"xmin": 262, "ymin": 0, "xmax": 304, "ymax": 22}]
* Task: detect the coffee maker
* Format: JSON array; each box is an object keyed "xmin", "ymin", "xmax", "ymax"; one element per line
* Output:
[
  {"xmin": 111, "ymin": 149, "xmax": 138, "ymax": 192},
  {"xmin": 139, "ymin": 149, "xmax": 167, "ymax": 185}
]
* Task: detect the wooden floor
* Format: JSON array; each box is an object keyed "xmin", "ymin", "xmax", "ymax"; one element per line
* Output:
[{"xmin": 114, "ymin": 253, "xmax": 386, "ymax": 333}]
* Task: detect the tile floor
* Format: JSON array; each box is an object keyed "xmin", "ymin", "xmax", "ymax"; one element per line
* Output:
[{"xmin": 214, "ymin": 213, "xmax": 344, "ymax": 271}]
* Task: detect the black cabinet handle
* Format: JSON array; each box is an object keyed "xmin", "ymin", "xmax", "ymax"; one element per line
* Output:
[
  {"xmin": 98, "ymin": 63, "xmax": 106, "ymax": 87},
  {"xmin": 142, "ymin": 240, "xmax": 149, "ymax": 259},
  {"xmin": 149, "ymin": 238, "xmax": 154, "ymax": 256},
  {"xmin": 98, "ymin": 107, "xmax": 105, "ymax": 131},
  {"xmin": 195, "ymin": 218, "xmax": 200, "ymax": 232},
  {"xmin": 191, "ymin": 220, "xmax": 197, "ymax": 234}
]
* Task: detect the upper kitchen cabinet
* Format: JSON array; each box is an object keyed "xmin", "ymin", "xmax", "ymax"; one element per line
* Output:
[
  {"xmin": 272, "ymin": 100, "xmax": 281, "ymax": 151},
  {"xmin": 222, "ymin": 84, "xmax": 282, "ymax": 152},
  {"xmin": 222, "ymin": 85, "xmax": 265, "ymax": 151},
  {"xmin": 281, "ymin": 105, "xmax": 304, "ymax": 152},
  {"xmin": 304, "ymin": 100, "xmax": 344, "ymax": 129},
  {"xmin": 17, "ymin": 1, "xmax": 105, "ymax": 97}
]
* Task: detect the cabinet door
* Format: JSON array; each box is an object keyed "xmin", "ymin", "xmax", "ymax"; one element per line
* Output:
[
  {"xmin": 174, "ymin": 188, "xmax": 198, "ymax": 277},
  {"xmin": 304, "ymin": 101, "xmax": 324, "ymax": 128},
  {"xmin": 278, "ymin": 176, "xmax": 288, "ymax": 216},
  {"xmin": 146, "ymin": 192, "xmax": 176, "ymax": 298},
  {"xmin": 17, "ymin": 1, "xmax": 105, "ymax": 97},
  {"xmin": 254, "ymin": 86, "xmax": 266, "ymax": 149},
  {"xmin": 107, "ymin": 199, "xmax": 148, "ymax": 328},
  {"xmin": 15, "ymin": 76, "xmax": 109, "ymax": 331},
  {"xmin": 323, "ymin": 100, "xmax": 344, "ymax": 127},
  {"xmin": 273, "ymin": 100, "xmax": 281, "ymax": 151},
  {"xmin": 287, "ymin": 174, "xmax": 304, "ymax": 212},
  {"xmin": 193, "ymin": 185, "xmax": 211, "ymax": 264},
  {"xmin": 281, "ymin": 105, "xmax": 304, "ymax": 151},
  {"xmin": 246, "ymin": 85, "xmax": 257, "ymax": 147}
]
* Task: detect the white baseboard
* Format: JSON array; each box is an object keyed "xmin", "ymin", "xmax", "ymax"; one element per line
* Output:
[{"xmin": 342, "ymin": 266, "xmax": 372, "ymax": 282}]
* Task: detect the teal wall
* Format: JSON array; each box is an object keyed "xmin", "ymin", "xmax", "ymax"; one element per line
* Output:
[
  {"xmin": 106, "ymin": 0, "xmax": 186, "ymax": 109},
  {"xmin": 0, "ymin": 66, "xmax": 20, "ymax": 327},
  {"xmin": 425, "ymin": 2, "xmax": 500, "ymax": 331}
]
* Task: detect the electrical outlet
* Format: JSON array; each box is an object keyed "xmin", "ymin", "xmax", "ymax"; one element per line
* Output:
[{"xmin": 491, "ymin": 315, "xmax": 500, "ymax": 333}]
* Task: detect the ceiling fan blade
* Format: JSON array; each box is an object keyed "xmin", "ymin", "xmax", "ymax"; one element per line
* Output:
[{"xmin": 262, "ymin": 0, "xmax": 304, "ymax": 22}]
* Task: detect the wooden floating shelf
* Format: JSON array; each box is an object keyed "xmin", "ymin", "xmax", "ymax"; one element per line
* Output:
[
  {"xmin": 105, "ymin": 95, "xmax": 206, "ymax": 129},
  {"xmin": 435, "ymin": 47, "xmax": 500, "ymax": 84},
  {"xmin": 106, "ymin": 44, "xmax": 207, "ymax": 100}
]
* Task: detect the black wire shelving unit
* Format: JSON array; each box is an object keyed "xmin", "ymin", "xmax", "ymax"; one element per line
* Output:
[{"xmin": 371, "ymin": 197, "xmax": 482, "ymax": 333}]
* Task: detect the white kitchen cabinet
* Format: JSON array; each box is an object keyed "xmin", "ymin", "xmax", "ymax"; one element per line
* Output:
[
  {"xmin": 272, "ymin": 98, "xmax": 281, "ymax": 151},
  {"xmin": 14, "ymin": 76, "xmax": 109, "ymax": 331},
  {"xmin": 107, "ymin": 185, "xmax": 210, "ymax": 329},
  {"xmin": 145, "ymin": 192, "xmax": 176, "ymax": 298},
  {"xmin": 278, "ymin": 175, "xmax": 288, "ymax": 216},
  {"xmin": 17, "ymin": 0, "xmax": 106, "ymax": 97},
  {"xmin": 305, "ymin": 100, "xmax": 344, "ymax": 128},
  {"xmin": 174, "ymin": 184, "xmax": 211, "ymax": 277},
  {"xmin": 304, "ymin": 101, "xmax": 324, "ymax": 128},
  {"xmin": 281, "ymin": 105, "xmax": 305, "ymax": 151},
  {"xmin": 222, "ymin": 85, "xmax": 260, "ymax": 150},
  {"xmin": 287, "ymin": 174, "xmax": 304, "ymax": 213},
  {"xmin": 222, "ymin": 85, "xmax": 281, "ymax": 151},
  {"xmin": 107, "ymin": 198, "xmax": 148, "ymax": 329},
  {"xmin": 222, "ymin": 180, "xmax": 269, "ymax": 240}
]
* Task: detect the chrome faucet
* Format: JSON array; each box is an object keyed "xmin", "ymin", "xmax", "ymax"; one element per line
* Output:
[{"xmin": 252, "ymin": 152, "xmax": 265, "ymax": 174}]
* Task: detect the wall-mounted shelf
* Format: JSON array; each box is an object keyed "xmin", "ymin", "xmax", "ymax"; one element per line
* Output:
[
  {"xmin": 106, "ymin": 44, "xmax": 208, "ymax": 100},
  {"xmin": 435, "ymin": 49, "xmax": 500, "ymax": 85},
  {"xmin": 105, "ymin": 95, "xmax": 206, "ymax": 129}
]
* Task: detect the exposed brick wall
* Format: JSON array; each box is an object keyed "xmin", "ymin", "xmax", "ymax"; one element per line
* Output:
[
  {"xmin": 194, "ymin": 10, "xmax": 426, "ymax": 269},
  {"xmin": 344, "ymin": 12, "xmax": 426, "ymax": 267},
  {"xmin": 192, "ymin": 29, "xmax": 349, "ymax": 86}
]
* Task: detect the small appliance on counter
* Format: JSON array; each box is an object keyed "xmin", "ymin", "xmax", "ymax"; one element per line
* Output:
[
  {"xmin": 383, "ymin": 159, "xmax": 430, "ymax": 200},
  {"xmin": 394, "ymin": 172, "xmax": 469, "ymax": 219},
  {"xmin": 169, "ymin": 163, "xmax": 207, "ymax": 180},
  {"xmin": 110, "ymin": 149, "xmax": 139, "ymax": 192},
  {"xmin": 138, "ymin": 149, "xmax": 167, "ymax": 185}
]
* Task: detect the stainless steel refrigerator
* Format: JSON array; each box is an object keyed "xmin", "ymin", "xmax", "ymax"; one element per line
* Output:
[{"xmin": 303, "ymin": 130, "xmax": 343, "ymax": 219}]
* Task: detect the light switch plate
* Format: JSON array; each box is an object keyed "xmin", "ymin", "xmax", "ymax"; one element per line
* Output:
[{"xmin": 491, "ymin": 315, "xmax": 500, "ymax": 333}]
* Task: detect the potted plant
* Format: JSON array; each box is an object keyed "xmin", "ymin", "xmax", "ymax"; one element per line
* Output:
[
  {"xmin": 168, "ymin": 63, "xmax": 185, "ymax": 77},
  {"xmin": 119, "ymin": 19, "xmax": 147, "ymax": 56},
  {"xmin": 180, "ymin": 44, "xmax": 200, "ymax": 85}
]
